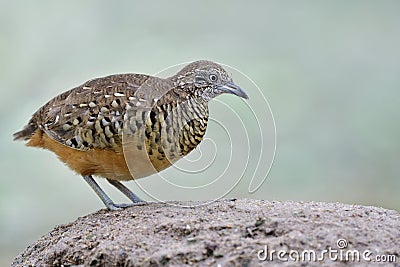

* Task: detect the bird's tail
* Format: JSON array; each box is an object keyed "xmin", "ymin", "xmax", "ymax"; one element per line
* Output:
[{"xmin": 13, "ymin": 124, "xmax": 37, "ymax": 141}]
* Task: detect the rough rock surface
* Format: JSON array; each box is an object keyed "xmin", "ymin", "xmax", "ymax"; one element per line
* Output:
[{"xmin": 12, "ymin": 199, "xmax": 400, "ymax": 266}]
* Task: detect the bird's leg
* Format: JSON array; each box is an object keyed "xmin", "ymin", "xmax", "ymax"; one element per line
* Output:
[
  {"xmin": 107, "ymin": 179, "xmax": 144, "ymax": 204},
  {"xmin": 82, "ymin": 175, "xmax": 124, "ymax": 211}
]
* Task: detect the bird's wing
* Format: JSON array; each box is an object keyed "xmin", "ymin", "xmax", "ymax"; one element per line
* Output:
[{"xmin": 30, "ymin": 73, "xmax": 159, "ymax": 151}]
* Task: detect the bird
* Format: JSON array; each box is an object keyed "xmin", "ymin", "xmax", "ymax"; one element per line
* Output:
[{"xmin": 13, "ymin": 60, "xmax": 248, "ymax": 210}]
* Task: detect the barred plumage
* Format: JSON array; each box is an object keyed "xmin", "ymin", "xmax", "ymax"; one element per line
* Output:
[{"xmin": 14, "ymin": 60, "xmax": 248, "ymax": 210}]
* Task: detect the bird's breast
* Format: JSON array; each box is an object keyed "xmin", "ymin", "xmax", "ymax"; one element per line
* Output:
[{"xmin": 122, "ymin": 99, "xmax": 209, "ymax": 177}]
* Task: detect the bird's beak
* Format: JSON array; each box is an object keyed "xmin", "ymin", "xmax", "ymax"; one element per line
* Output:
[{"xmin": 218, "ymin": 82, "xmax": 249, "ymax": 99}]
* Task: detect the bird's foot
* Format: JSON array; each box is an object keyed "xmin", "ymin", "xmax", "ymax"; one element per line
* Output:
[{"xmin": 107, "ymin": 201, "xmax": 147, "ymax": 210}]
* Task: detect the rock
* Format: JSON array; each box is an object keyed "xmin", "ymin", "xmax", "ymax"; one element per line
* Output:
[{"xmin": 12, "ymin": 199, "xmax": 400, "ymax": 266}]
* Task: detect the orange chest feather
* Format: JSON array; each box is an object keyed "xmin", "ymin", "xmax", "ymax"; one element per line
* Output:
[{"xmin": 27, "ymin": 130, "xmax": 169, "ymax": 181}]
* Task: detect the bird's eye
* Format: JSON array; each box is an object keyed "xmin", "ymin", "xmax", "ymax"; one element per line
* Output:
[{"xmin": 209, "ymin": 74, "xmax": 218, "ymax": 82}]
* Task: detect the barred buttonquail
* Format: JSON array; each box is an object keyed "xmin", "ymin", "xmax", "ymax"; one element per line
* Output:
[{"xmin": 14, "ymin": 60, "xmax": 248, "ymax": 210}]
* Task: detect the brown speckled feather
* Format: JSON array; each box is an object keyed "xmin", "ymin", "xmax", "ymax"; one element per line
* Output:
[
  {"xmin": 19, "ymin": 74, "xmax": 166, "ymax": 151},
  {"xmin": 13, "ymin": 60, "xmax": 246, "ymax": 181}
]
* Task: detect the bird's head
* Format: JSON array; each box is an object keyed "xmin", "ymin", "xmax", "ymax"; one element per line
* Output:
[{"xmin": 172, "ymin": 60, "xmax": 248, "ymax": 101}]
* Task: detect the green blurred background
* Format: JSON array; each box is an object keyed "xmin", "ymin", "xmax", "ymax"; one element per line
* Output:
[{"xmin": 1, "ymin": 1, "xmax": 399, "ymax": 265}]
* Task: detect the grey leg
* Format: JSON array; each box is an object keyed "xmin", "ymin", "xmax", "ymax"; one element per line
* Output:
[
  {"xmin": 82, "ymin": 175, "xmax": 122, "ymax": 211},
  {"xmin": 107, "ymin": 179, "xmax": 143, "ymax": 203}
]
